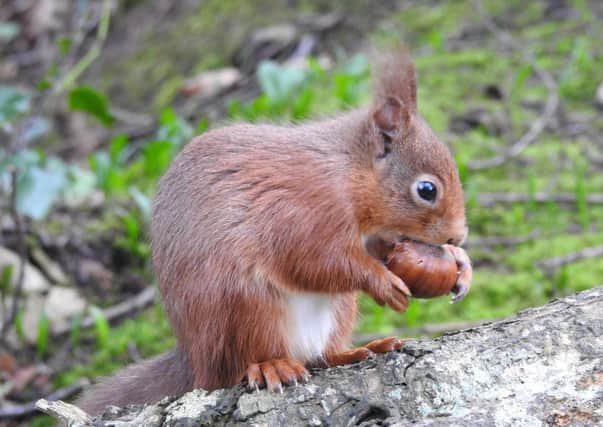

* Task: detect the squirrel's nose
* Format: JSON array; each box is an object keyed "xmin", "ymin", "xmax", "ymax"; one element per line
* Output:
[{"xmin": 447, "ymin": 226, "xmax": 468, "ymax": 246}]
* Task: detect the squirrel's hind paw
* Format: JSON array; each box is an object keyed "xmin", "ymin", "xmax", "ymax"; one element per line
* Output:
[
  {"xmin": 324, "ymin": 337, "xmax": 404, "ymax": 367},
  {"xmin": 245, "ymin": 359, "xmax": 309, "ymax": 392}
]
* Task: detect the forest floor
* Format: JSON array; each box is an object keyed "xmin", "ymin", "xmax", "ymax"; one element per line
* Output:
[{"xmin": 0, "ymin": 0, "xmax": 602, "ymax": 425}]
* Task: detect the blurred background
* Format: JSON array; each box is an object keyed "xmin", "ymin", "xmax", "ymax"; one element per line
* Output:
[{"xmin": 1, "ymin": 0, "xmax": 602, "ymax": 424}]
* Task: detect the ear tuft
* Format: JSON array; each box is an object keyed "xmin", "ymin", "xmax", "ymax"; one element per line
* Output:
[{"xmin": 372, "ymin": 46, "xmax": 417, "ymax": 115}]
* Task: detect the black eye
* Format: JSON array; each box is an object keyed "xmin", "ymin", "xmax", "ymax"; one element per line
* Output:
[{"xmin": 416, "ymin": 181, "xmax": 437, "ymax": 202}]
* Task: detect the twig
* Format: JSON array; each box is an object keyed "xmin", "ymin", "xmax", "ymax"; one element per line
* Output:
[
  {"xmin": 537, "ymin": 245, "xmax": 603, "ymax": 271},
  {"xmin": 111, "ymin": 107, "xmax": 154, "ymax": 127},
  {"xmin": 53, "ymin": 0, "xmax": 112, "ymax": 94},
  {"xmin": 476, "ymin": 192, "xmax": 603, "ymax": 207},
  {"xmin": 127, "ymin": 341, "xmax": 142, "ymax": 363},
  {"xmin": 52, "ymin": 285, "xmax": 157, "ymax": 337},
  {"xmin": 1, "ymin": 169, "xmax": 26, "ymax": 341},
  {"xmin": 353, "ymin": 319, "xmax": 495, "ymax": 345},
  {"xmin": 35, "ymin": 399, "xmax": 93, "ymax": 426},
  {"xmin": 0, "ymin": 379, "xmax": 89, "ymax": 420},
  {"xmin": 468, "ymin": 2, "xmax": 559, "ymax": 170}
]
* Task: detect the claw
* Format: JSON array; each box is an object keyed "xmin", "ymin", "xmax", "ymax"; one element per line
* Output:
[
  {"xmin": 444, "ymin": 245, "xmax": 472, "ymax": 303},
  {"xmin": 248, "ymin": 380, "xmax": 259, "ymax": 392},
  {"xmin": 451, "ymin": 281, "xmax": 469, "ymax": 303},
  {"xmin": 456, "ymin": 257, "xmax": 469, "ymax": 274}
]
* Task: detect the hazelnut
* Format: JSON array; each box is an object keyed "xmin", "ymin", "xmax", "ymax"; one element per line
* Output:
[{"xmin": 386, "ymin": 240, "xmax": 460, "ymax": 298}]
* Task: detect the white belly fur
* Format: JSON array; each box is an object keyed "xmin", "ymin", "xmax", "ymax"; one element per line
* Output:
[{"xmin": 286, "ymin": 293, "xmax": 336, "ymax": 362}]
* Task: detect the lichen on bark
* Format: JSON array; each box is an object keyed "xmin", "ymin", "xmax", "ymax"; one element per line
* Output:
[{"xmin": 38, "ymin": 286, "xmax": 603, "ymax": 426}]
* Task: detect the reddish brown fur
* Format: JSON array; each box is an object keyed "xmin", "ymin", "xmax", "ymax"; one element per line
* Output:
[{"xmin": 77, "ymin": 49, "xmax": 467, "ymax": 414}]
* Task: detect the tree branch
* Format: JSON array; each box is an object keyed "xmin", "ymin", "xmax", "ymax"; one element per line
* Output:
[{"xmin": 39, "ymin": 286, "xmax": 603, "ymax": 426}]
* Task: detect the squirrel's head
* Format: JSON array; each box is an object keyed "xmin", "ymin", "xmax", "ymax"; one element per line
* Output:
[{"xmin": 353, "ymin": 50, "xmax": 467, "ymax": 247}]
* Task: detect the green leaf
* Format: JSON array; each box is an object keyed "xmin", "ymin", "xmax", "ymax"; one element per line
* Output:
[
  {"xmin": 37, "ymin": 311, "xmax": 50, "ymax": 358},
  {"xmin": 89, "ymin": 306, "xmax": 110, "ymax": 349},
  {"xmin": 16, "ymin": 165, "xmax": 67, "ymax": 220},
  {"xmin": 70, "ymin": 313, "xmax": 82, "ymax": 347},
  {"xmin": 89, "ymin": 151, "xmax": 111, "ymax": 185},
  {"xmin": 57, "ymin": 36, "xmax": 72, "ymax": 56},
  {"xmin": 0, "ymin": 85, "xmax": 31, "ymax": 126},
  {"xmin": 109, "ymin": 135, "xmax": 129, "ymax": 163},
  {"xmin": 340, "ymin": 54, "xmax": 369, "ymax": 77},
  {"xmin": 122, "ymin": 214, "xmax": 140, "ymax": 240},
  {"xmin": 68, "ymin": 86, "xmax": 114, "ymax": 126},
  {"xmin": 0, "ymin": 265, "xmax": 13, "ymax": 294},
  {"xmin": 15, "ymin": 309, "xmax": 25, "ymax": 342},
  {"xmin": 196, "ymin": 117, "xmax": 209, "ymax": 134},
  {"xmin": 0, "ymin": 22, "xmax": 20, "ymax": 42},
  {"xmin": 156, "ymin": 108, "xmax": 193, "ymax": 146},
  {"xmin": 63, "ymin": 165, "xmax": 96, "ymax": 206},
  {"xmin": 21, "ymin": 117, "xmax": 51, "ymax": 144},
  {"xmin": 257, "ymin": 61, "xmax": 308, "ymax": 102},
  {"xmin": 0, "ymin": 149, "xmax": 40, "ymax": 175},
  {"xmin": 142, "ymin": 140, "xmax": 175, "ymax": 179},
  {"xmin": 292, "ymin": 87, "xmax": 314, "ymax": 120},
  {"xmin": 129, "ymin": 187, "xmax": 151, "ymax": 220}
]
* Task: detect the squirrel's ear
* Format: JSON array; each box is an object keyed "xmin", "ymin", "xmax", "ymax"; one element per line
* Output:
[
  {"xmin": 371, "ymin": 47, "xmax": 417, "ymax": 135},
  {"xmin": 372, "ymin": 96, "xmax": 410, "ymax": 138}
]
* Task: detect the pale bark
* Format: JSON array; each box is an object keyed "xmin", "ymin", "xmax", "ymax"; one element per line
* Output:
[{"xmin": 38, "ymin": 286, "xmax": 603, "ymax": 426}]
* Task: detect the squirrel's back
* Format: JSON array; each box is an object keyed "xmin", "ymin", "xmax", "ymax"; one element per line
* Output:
[{"xmin": 151, "ymin": 112, "xmax": 369, "ymax": 294}]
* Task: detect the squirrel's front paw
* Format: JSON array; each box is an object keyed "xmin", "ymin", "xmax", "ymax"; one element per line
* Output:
[
  {"xmin": 443, "ymin": 244, "xmax": 473, "ymax": 302},
  {"xmin": 367, "ymin": 269, "xmax": 411, "ymax": 312}
]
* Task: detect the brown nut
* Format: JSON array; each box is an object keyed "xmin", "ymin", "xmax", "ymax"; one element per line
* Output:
[{"xmin": 385, "ymin": 240, "xmax": 458, "ymax": 298}]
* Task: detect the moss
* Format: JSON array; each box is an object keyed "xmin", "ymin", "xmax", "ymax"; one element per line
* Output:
[
  {"xmin": 91, "ymin": 0, "xmax": 395, "ymax": 112},
  {"xmin": 56, "ymin": 302, "xmax": 174, "ymax": 389}
]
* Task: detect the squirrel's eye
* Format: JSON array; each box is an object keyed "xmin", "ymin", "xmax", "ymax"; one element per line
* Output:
[{"xmin": 416, "ymin": 181, "xmax": 437, "ymax": 203}]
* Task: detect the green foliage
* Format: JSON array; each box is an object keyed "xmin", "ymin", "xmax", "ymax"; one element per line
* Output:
[
  {"xmin": 0, "ymin": 150, "xmax": 95, "ymax": 220},
  {"xmin": 37, "ymin": 311, "xmax": 50, "ymax": 358},
  {"xmin": 558, "ymin": 36, "xmax": 598, "ymax": 101},
  {"xmin": 257, "ymin": 61, "xmax": 308, "ymax": 103},
  {"xmin": 89, "ymin": 306, "xmax": 111, "ymax": 350},
  {"xmin": 56, "ymin": 302, "xmax": 174, "ymax": 388},
  {"xmin": 0, "ymin": 149, "xmax": 93, "ymax": 220},
  {"xmin": 117, "ymin": 211, "xmax": 150, "ymax": 260},
  {"xmin": 156, "ymin": 108, "xmax": 194, "ymax": 146},
  {"xmin": 332, "ymin": 54, "xmax": 369, "ymax": 107},
  {"xmin": 0, "ymin": 85, "xmax": 30, "ymax": 127},
  {"xmin": 229, "ymin": 54, "xmax": 370, "ymax": 122},
  {"xmin": 68, "ymin": 86, "xmax": 114, "ymax": 126},
  {"xmin": 0, "ymin": 265, "xmax": 12, "ymax": 296},
  {"xmin": 57, "ymin": 36, "xmax": 73, "ymax": 57},
  {"xmin": 89, "ymin": 137, "xmax": 129, "ymax": 194},
  {"xmin": 0, "ymin": 21, "xmax": 20, "ymax": 42},
  {"xmin": 14, "ymin": 309, "xmax": 25, "ymax": 342},
  {"xmin": 27, "ymin": 415, "xmax": 55, "ymax": 427},
  {"xmin": 129, "ymin": 187, "xmax": 152, "ymax": 220}
]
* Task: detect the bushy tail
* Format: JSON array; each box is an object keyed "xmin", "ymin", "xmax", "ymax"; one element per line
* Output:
[{"xmin": 76, "ymin": 348, "xmax": 193, "ymax": 415}]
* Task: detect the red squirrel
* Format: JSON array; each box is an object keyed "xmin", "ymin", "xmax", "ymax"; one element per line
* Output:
[{"xmin": 77, "ymin": 49, "xmax": 468, "ymax": 414}]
